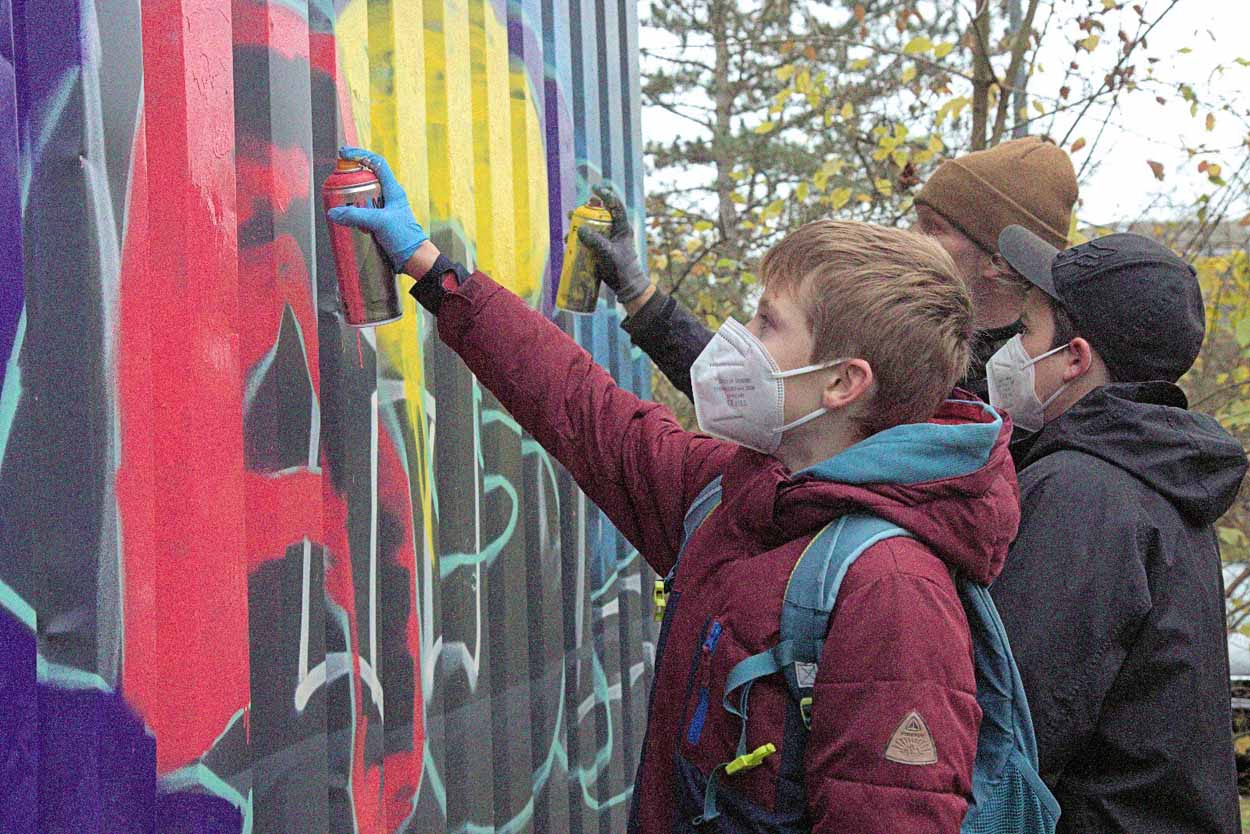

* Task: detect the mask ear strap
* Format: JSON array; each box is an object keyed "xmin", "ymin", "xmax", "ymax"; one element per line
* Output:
[
  {"xmin": 772, "ymin": 358, "xmax": 848, "ymax": 380},
  {"xmin": 778, "ymin": 406, "xmax": 829, "ymax": 433},
  {"xmin": 1024, "ymin": 341, "xmax": 1070, "ymax": 368}
]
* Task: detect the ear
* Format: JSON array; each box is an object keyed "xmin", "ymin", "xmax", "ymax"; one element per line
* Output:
[
  {"xmin": 821, "ymin": 359, "xmax": 874, "ymax": 411},
  {"xmin": 987, "ymin": 253, "xmax": 1010, "ymax": 278},
  {"xmin": 1062, "ymin": 337, "xmax": 1095, "ymax": 382}
]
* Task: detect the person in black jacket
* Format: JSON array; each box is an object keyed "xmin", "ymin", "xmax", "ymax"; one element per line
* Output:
[
  {"xmin": 987, "ymin": 225, "xmax": 1247, "ymax": 834},
  {"xmin": 580, "ymin": 137, "xmax": 1078, "ymax": 400}
]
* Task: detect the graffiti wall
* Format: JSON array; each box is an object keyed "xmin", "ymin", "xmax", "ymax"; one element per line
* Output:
[{"xmin": 0, "ymin": 0, "xmax": 653, "ymax": 830}]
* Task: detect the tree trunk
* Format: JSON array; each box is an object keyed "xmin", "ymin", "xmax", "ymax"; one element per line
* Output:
[
  {"xmin": 970, "ymin": 0, "xmax": 992, "ymax": 150},
  {"xmin": 710, "ymin": 0, "xmax": 738, "ymax": 249}
]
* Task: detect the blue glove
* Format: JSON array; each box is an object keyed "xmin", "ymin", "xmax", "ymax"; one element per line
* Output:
[{"xmin": 326, "ymin": 146, "xmax": 429, "ymax": 271}]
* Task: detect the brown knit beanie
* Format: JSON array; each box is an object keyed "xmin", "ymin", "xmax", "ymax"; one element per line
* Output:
[{"xmin": 914, "ymin": 136, "xmax": 1078, "ymax": 252}]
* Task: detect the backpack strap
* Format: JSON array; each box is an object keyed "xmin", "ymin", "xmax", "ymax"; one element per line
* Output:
[
  {"xmin": 655, "ymin": 476, "xmax": 723, "ymax": 622},
  {"xmin": 779, "ymin": 515, "xmax": 914, "ymax": 725},
  {"xmin": 693, "ymin": 514, "xmax": 912, "ymax": 826},
  {"xmin": 957, "ymin": 577, "xmax": 1060, "ymax": 830}
]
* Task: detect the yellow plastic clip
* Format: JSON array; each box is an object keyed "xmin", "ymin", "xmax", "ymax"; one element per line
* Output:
[
  {"xmin": 724, "ymin": 743, "xmax": 777, "ymax": 777},
  {"xmin": 799, "ymin": 696, "xmax": 814, "ymax": 729},
  {"xmin": 653, "ymin": 579, "xmax": 668, "ymax": 622}
]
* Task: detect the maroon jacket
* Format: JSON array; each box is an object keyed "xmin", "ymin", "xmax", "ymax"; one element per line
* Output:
[{"xmin": 436, "ymin": 272, "xmax": 1020, "ymax": 833}]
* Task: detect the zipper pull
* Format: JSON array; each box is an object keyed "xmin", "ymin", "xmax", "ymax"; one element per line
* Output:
[{"xmin": 699, "ymin": 622, "xmax": 722, "ymax": 686}]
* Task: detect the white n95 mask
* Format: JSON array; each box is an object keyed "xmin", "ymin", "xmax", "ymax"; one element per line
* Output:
[
  {"xmin": 986, "ymin": 335, "xmax": 1070, "ymax": 434},
  {"xmin": 690, "ymin": 318, "xmax": 844, "ymax": 455}
]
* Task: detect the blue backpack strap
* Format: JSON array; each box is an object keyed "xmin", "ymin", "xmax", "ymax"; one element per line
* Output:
[
  {"xmin": 780, "ymin": 514, "xmax": 913, "ymax": 725},
  {"xmin": 655, "ymin": 476, "xmax": 724, "ymax": 622},
  {"xmin": 693, "ymin": 514, "xmax": 911, "ymax": 826},
  {"xmin": 958, "ymin": 579, "xmax": 1061, "ymax": 832}
]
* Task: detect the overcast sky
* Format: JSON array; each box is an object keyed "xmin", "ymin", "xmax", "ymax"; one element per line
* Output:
[{"xmin": 638, "ymin": 0, "xmax": 1250, "ymax": 230}]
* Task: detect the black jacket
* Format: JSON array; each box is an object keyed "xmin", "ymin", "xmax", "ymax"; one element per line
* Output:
[
  {"xmin": 992, "ymin": 382, "xmax": 1246, "ymax": 834},
  {"xmin": 620, "ymin": 288, "xmax": 1013, "ymax": 401},
  {"xmin": 620, "ymin": 290, "xmax": 712, "ymax": 401}
]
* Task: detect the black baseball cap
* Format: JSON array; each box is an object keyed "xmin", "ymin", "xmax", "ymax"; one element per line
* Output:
[{"xmin": 997, "ymin": 225, "xmax": 1205, "ymax": 383}]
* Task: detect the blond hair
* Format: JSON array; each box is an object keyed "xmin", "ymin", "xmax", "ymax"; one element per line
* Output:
[{"xmin": 761, "ymin": 220, "xmax": 974, "ymax": 435}]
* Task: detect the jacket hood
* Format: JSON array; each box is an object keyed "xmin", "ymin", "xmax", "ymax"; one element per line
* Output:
[
  {"xmin": 718, "ymin": 392, "xmax": 1019, "ymax": 585},
  {"xmin": 1017, "ymin": 381, "xmax": 1248, "ymax": 526}
]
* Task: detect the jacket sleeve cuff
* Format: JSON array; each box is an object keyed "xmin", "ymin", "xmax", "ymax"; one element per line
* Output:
[
  {"xmin": 622, "ymin": 289, "xmax": 676, "ymax": 340},
  {"xmin": 408, "ymin": 253, "xmax": 472, "ymax": 314}
]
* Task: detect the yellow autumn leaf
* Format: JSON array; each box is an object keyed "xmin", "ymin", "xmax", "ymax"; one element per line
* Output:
[
  {"xmin": 685, "ymin": 238, "xmax": 701, "ymax": 254},
  {"xmin": 850, "ymin": 57, "xmax": 870, "ymax": 71},
  {"xmin": 693, "ymin": 220, "xmax": 714, "ymax": 232},
  {"xmin": 934, "ymin": 42, "xmax": 955, "ymax": 59},
  {"xmin": 1078, "ymin": 35, "xmax": 1100, "ymax": 52},
  {"xmin": 830, "ymin": 187, "xmax": 853, "ymax": 210},
  {"xmin": 775, "ymin": 64, "xmax": 795, "ymax": 82},
  {"xmin": 796, "ymin": 182, "xmax": 810, "ymax": 201},
  {"xmin": 856, "ymin": 193, "xmax": 873, "ymax": 203},
  {"xmin": 874, "ymin": 177, "xmax": 894, "ymax": 196},
  {"xmin": 1101, "ymin": 0, "xmax": 1115, "ymax": 8},
  {"xmin": 1206, "ymin": 112, "xmax": 1216, "ymax": 131},
  {"xmin": 891, "ymin": 148, "xmax": 910, "ymax": 167},
  {"xmin": 901, "ymin": 65, "xmax": 917, "ymax": 83},
  {"xmin": 841, "ymin": 101, "xmax": 854, "ymax": 119},
  {"xmin": 903, "ymin": 36, "xmax": 932, "ymax": 56},
  {"xmin": 1071, "ymin": 138, "xmax": 1087, "ymax": 153},
  {"xmin": 754, "ymin": 121, "xmax": 777, "ymax": 135}
]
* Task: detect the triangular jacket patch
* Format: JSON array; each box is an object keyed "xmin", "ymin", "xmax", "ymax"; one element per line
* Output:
[{"xmin": 884, "ymin": 710, "xmax": 938, "ymax": 765}]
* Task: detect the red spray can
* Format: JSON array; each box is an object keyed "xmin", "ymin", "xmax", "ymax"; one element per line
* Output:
[{"xmin": 322, "ymin": 159, "xmax": 402, "ymax": 327}]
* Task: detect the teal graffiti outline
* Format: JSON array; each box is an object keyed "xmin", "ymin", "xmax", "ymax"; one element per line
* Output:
[{"xmin": 0, "ymin": 573, "xmax": 35, "ymax": 631}]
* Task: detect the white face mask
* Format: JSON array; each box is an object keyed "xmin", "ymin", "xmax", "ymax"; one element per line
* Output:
[
  {"xmin": 690, "ymin": 318, "xmax": 845, "ymax": 454},
  {"xmin": 986, "ymin": 335, "xmax": 1071, "ymax": 434}
]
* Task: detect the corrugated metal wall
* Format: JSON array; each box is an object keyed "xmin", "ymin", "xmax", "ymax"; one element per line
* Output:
[{"xmin": 0, "ymin": 0, "xmax": 652, "ymax": 831}]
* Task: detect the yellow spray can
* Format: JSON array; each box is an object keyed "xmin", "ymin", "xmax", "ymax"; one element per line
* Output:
[{"xmin": 556, "ymin": 196, "xmax": 613, "ymax": 314}]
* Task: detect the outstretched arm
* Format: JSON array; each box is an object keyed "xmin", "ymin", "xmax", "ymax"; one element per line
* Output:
[
  {"xmin": 578, "ymin": 186, "xmax": 714, "ymax": 402},
  {"xmin": 328, "ymin": 148, "xmax": 735, "ymax": 573}
]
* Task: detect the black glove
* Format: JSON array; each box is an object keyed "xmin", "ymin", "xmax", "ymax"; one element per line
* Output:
[{"xmin": 576, "ymin": 185, "xmax": 650, "ymax": 304}]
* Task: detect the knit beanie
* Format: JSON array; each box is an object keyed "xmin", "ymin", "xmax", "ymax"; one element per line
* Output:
[{"xmin": 914, "ymin": 136, "xmax": 1078, "ymax": 252}]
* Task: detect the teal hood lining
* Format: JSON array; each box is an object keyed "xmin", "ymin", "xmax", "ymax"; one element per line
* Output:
[{"xmin": 799, "ymin": 400, "xmax": 1002, "ymax": 486}]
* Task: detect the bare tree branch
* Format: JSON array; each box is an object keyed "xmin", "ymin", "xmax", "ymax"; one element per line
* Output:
[{"xmin": 992, "ymin": 0, "xmax": 1041, "ymax": 145}]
